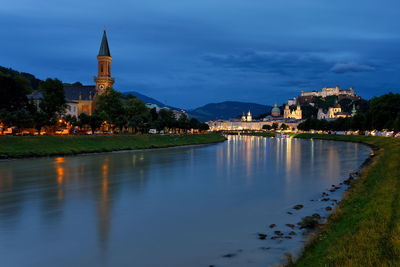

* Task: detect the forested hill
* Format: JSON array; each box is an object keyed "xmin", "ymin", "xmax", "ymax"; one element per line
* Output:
[
  {"xmin": 188, "ymin": 101, "xmax": 272, "ymax": 122},
  {"xmin": 0, "ymin": 66, "xmax": 41, "ymax": 90},
  {"xmin": 122, "ymin": 90, "xmax": 178, "ymax": 110}
]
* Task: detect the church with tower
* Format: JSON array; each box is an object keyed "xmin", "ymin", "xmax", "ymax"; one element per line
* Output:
[{"xmin": 64, "ymin": 29, "xmax": 115, "ymax": 117}]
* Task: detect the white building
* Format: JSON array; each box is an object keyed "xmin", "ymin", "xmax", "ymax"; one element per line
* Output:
[
  {"xmin": 301, "ymin": 86, "xmax": 355, "ymax": 98},
  {"xmin": 241, "ymin": 111, "xmax": 252, "ymax": 122},
  {"xmin": 317, "ymin": 104, "xmax": 351, "ymax": 120},
  {"xmin": 65, "ymin": 101, "xmax": 79, "ymax": 117},
  {"xmin": 207, "ymin": 120, "xmax": 300, "ymax": 131},
  {"xmin": 283, "ymin": 105, "xmax": 302, "ymax": 120}
]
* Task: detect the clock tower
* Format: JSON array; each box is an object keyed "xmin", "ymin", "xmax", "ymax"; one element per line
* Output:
[{"xmin": 94, "ymin": 29, "xmax": 115, "ymax": 94}]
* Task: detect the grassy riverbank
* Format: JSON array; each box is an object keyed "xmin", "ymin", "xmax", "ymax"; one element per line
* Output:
[
  {"xmin": 0, "ymin": 134, "xmax": 226, "ymax": 158},
  {"xmin": 291, "ymin": 134, "xmax": 400, "ymax": 266}
]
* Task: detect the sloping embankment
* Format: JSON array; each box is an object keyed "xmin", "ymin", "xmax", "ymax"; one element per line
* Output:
[{"xmin": 292, "ymin": 134, "xmax": 400, "ymax": 266}]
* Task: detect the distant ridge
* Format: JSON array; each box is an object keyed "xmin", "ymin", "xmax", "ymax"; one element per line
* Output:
[
  {"xmin": 122, "ymin": 91, "xmax": 179, "ymax": 110},
  {"xmin": 188, "ymin": 101, "xmax": 272, "ymax": 122}
]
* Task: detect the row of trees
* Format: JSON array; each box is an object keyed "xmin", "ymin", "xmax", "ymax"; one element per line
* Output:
[
  {"xmin": 262, "ymin": 123, "xmax": 289, "ymax": 131},
  {"xmin": 0, "ymin": 75, "xmax": 67, "ymax": 133},
  {"xmin": 0, "ymin": 72, "xmax": 208, "ymax": 134},
  {"xmin": 69, "ymin": 87, "xmax": 209, "ymax": 134},
  {"xmin": 298, "ymin": 93, "xmax": 400, "ymax": 131}
]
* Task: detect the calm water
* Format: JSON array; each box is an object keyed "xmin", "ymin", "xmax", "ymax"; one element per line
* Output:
[{"xmin": 0, "ymin": 136, "xmax": 370, "ymax": 267}]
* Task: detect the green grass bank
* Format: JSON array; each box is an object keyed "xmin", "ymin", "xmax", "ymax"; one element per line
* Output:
[
  {"xmin": 0, "ymin": 134, "xmax": 226, "ymax": 159},
  {"xmin": 291, "ymin": 134, "xmax": 400, "ymax": 266}
]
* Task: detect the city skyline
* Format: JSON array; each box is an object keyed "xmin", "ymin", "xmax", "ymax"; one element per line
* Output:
[{"xmin": 1, "ymin": 0, "xmax": 400, "ymax": 109}]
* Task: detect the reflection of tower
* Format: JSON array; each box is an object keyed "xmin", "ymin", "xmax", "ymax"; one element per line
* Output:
[
  {"xmin": 94, "ymin": 29, "xmax": 115, "ymax": 94},
  {"xmin": 97, "ymin": 157, "xmax": 111, "ymax": 251}
]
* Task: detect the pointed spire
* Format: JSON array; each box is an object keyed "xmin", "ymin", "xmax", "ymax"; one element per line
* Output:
[{"xmin": 98, "ymin": 29, "xmax": 111, "ymax": 57}]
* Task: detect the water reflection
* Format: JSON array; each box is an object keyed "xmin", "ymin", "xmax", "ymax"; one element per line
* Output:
[{"xmin": 0, "ymin": 136, "xmax": 371, "ymax": 267}]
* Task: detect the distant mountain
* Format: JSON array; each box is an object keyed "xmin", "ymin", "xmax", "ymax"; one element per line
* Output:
[
  {"xmin": 123, "ymin": 90, "xmax": 180, "ymax": 110},
  {"xmin": 188, "ymin": 101, "xmax": 272, "ymax": 122}
]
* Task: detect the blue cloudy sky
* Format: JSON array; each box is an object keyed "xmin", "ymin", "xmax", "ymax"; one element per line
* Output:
[{"xmin": 1, "ymin": 0, "xmax": 400, "ymax": 108}]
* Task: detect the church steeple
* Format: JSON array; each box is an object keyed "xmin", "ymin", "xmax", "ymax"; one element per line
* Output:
[
  {"xmin": 94, "ymin": 28, "xmax": 115, "ymax": 94},
  {"xmin": 98, "ymin": 29, "xmax": 111, "ymax": 57}
]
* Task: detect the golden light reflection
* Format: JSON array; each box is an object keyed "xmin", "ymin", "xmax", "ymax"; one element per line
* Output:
[
  {"xmin": 98, "ymin": 157, "xmax": 111, "ymax": 250},
  {"xmin": 285, "ymin": 138, "xmax": 292, "ymax": 172},
  {"xmin": 102, "ymin": 160, "xmax": 109, "ymax": 194},
  {"xmin": 54, "ymin": 157, "xmax": 65, "ymax": 185},
  {"xmin": 54, "ymin": 157, "xmax": 65, "ymax": 202}
]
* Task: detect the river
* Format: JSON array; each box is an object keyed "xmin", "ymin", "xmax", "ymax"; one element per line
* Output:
[{"xmin": 0, "ymin": 135, "xmax": 370, "ymax": 266}]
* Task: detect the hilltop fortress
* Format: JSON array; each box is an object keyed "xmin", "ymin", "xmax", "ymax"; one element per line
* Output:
[
  {"xmin": 301, "ymin": 86, "xmax": 355, "ymax": 98},
  {"xmin": 297, "ymin": 86, "xmax": 360, "ymax": 105}
]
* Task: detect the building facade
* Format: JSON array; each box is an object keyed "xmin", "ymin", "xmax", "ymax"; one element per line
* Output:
[
  {"xmin": 317, "ymin": 104, "xmax": 352, "ymax": 120},
  {"xmin": 271, "ymin": 104, "xmax": 281, "ymax": 117},
  {"xmin": 283, "ymin": 105, "xmax": 302, "ymax": 120},
  {"xmin": 63, "ymin": 29, "xmax": 115, "ymax": 116},
  {"xmin": 301, "ymin": 86, "xmax": 355, "ymax": 98},
  {"xmin": 207, "ymin": 120, "xmax": 300, "ymax": 131},
  {"xmin": 241, "ymin": 111, "xmax": 252, "ymax": 122},
  {"xmin": 297, "ymin": 86, "xmax": 361, "ymax": 105}
]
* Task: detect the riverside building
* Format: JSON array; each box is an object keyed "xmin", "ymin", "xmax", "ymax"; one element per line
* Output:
[{"xmin": 63, "ymin": 29, "xmax": 115, "ymax": 116}]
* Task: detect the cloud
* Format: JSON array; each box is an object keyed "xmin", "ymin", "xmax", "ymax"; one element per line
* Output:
[
  {"xmin": 203, "ymin": 50, "xmax": 337, "ymax": 76},
  {"xmin": 330, "ymin": 62, "xmax": 375, "ymax": 73}
]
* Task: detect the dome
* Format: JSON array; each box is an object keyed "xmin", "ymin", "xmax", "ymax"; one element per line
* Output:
[{"xmin": 271, "ymin": 104, "xmax": 281, "ymax": 117}]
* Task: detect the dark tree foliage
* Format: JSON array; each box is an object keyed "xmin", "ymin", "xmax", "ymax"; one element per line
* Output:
[
  {"xmin": 301, "ymin": 105, "xmax": 318, "ymax": 119},
  {"xmin": 280, "ymin": 123, "xmax": 289, "ymax": 130},
  {"xmin": 38, "ymin": 78, "xmax": 67, "ymax": 127},
  {"xmin": 0, "ymin": 75, "xmax": 30, "ymax": 111},
  {"xmin": 0, "ymin": 66, "xmax": 41, "ymax": 90},
  {"xmin": 78, "ymin": 111, "xmax": 105, "ymax": 133},
  {"xmin": 338, "ymin": 98, "xmax": 353, "ymax": 113},
  {"xmin": 0, "ymin": 75, "xmax": 33, "ymax": 132},
  {"xmin": 262, "ymin": 124, "xmax": 272, "ymax": 130},
  {"xmin": 298, "ymin": 93, "xmax": 400, "ymax": 132},
  {"xmin": 95, "ymin": 87, "xmax": 125, "ymax": 131},
  {"xmin": 125, "ymin": 97, "xmax": 150, "ymax": 133},
  {"xmin": 367, "ymin": 93, "xmax": 400, "ymax": 131}
]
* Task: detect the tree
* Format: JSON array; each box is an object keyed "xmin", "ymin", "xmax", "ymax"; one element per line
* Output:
[
  {"xmin": 271, "ymin": 122, "xmax": 279, "ymax": 130},
  {"xmin": 280, "ymin": 123, "xmax": 289, "ymax": 130},
  {"xmin": 301, "ymin": 105, "xmax": 318, "ymax": 119},
  {"xmin": 0, "ymin": 75, "xmax": 33, "ymax": 133},
  {"xmin": 368, "ymin": 93, "xmax": 400, "ymax": 130},
  {"xmin": 78, "ymin": 112, "xmax": 104, "ymax": 133},
  {"xmin": 64, "ymin": 114, "xmax": 78, "ymax": 127},
  {"xmin": 157, "ymin": 109, "xmax": 176, "ymax": 132},
  {"xmin": 124, "ymin": 97, "xmax": 150, "ymax": 133},
  {"xmin": 95, "ymin": 87, "xmax": 125, "ymax": 132},
  {"xmin": 394, "ymin": 113, "xmax": 400, "ymax": 132},
  {"xmin": 189, "ymin": 118, "xmax": 200, "ymax": 129},
  {"xmin": 38, "ymin": 78, "xmax": 67, "ymax": 129},
  {"xmin": 338, "ymin": 98, "xmax": 353, "ymax": 113},
  {"xmin": 199, "ymin": 123, "xmax": 209, "ymax": 131},
  {"xmin": 262, "ymin": 124, "xmax": 272, "ymax": 130},
  {"xmin": 177, "ymin": 114, "xmax": 189, "ymax": 131},
  {"xmin": 0, "ymin": 75, "xmax": 30, "ymax": 111}
]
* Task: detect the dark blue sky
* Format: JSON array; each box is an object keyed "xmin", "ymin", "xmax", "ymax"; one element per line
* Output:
[{"xmin": 1, "ymin": 0, "xmax": 400, "ymax": 108}]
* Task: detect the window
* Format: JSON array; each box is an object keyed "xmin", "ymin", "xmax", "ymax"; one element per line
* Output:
[
  {"xmin": 100, "ymin": 64, "xmax": 103, "ymax": 73},
  {"xmin": 108, "ymin": 64, "xmax": 110, "ymax": 74}
]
